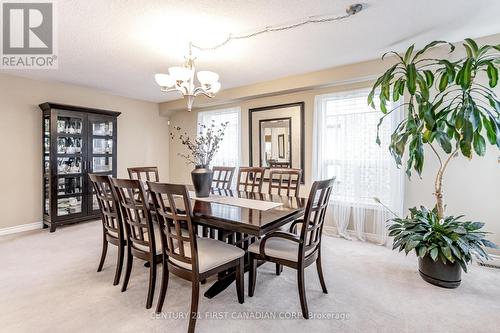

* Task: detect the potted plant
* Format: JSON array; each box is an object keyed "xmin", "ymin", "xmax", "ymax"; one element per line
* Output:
[
  {"xmin": 370, "ymin": 39, "xmax": 500, "ymax": 287},
  {"xmin": 170, "ymin": 120, "xmax": 228, "ymax": 197}
]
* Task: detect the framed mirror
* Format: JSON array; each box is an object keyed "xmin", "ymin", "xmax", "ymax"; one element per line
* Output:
[{"xmin": 249, "ymin": 102, "xmax": 305, "ymax": 183}]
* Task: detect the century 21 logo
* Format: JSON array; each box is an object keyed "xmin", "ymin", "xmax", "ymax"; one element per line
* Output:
[{"xmin": 2, "ymin": 2, "xmax": 53, "ymax": 54}]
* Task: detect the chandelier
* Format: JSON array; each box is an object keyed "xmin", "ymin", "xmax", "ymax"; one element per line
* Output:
[
  {"xmin": 155, "ymin": 4, "xmax": 363, "ymax": 111},
  {"xmin": 155, "ymin": 43, "xmax": 221, "ymax": 112}
]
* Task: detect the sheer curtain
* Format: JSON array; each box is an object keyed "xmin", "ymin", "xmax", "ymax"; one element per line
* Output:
[
  {"xmin": 312, "ymin": 88, "xmax": 404, "ymax": 245},
  {"xmin": 197, "ymin": 107, "xmax": 242, "ymax": 168}
]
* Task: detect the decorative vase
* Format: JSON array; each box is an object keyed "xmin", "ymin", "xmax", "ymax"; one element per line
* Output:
[
  {"xmin": 418, "ymin": 255, "xmax": 461, "ymax": 289},
  {"xmin": 191, "ymin": 165, "xmax": 213, "ymax": 198}
]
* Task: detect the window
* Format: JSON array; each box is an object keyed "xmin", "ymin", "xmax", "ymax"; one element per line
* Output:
[
  {"xmin": 197, "ymin": 107, "xmax": 241, "ymax": 168},
  {"xmin": 313, "ymin": 88, "xmax": 404, "ymax": 243}
]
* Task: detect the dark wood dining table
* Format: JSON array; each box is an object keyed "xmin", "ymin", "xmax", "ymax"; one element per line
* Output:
[{"xmin": 189, "ymin": 188, "xmax": 306, "ymax": 298}]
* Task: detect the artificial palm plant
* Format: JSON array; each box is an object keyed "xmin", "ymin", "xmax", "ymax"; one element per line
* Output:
[{"xmin": 369, "ymin": 39, "xmax": 499, "ymax": 280}]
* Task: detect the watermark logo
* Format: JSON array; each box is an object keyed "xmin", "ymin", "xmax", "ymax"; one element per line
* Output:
[{"xmin": 1, "ymin": 0, "xmax": 57, "ymax": 68}]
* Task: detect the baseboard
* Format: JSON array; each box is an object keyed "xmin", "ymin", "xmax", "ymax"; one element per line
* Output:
[
  {"xmin": 323, "ymin": 225, "xmax": 386, "ymax": 244},
  {"xmin": 0, "ymin": 221, "xmax": 43, "ymax": 236}
]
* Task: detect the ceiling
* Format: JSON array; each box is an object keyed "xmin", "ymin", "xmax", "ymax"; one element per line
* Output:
[{"xmin": 2, "ymin": 0, "xmax": 500, "ymax": 103}]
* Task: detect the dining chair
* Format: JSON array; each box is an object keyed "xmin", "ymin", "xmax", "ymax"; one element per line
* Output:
[
  {"xmin": 89, "ymin": 174, "xmax": 125, "ymax": 286},
  {"xmin": 127, "ymin": 166, "xmax": 160, "ymax": 182},
  {"xmin": 236, "ymin": 166, "xmax": 265, "ymax": 192},
  {"xmin": 212, "ymin": 166, "xmax": 235, "ymax": 189},
  {"xmin": 268, "ymin": 168, "xmax": 302, "ymax": 197},
  {"xmin": 111, "ymin": 178, "xmax": 162, "ymax": 309},
  {"xmin": 268, "ymin": 168, "xmax": 303, "ymax": 275},
  {"xmin": 248, "ymin": 177, "xmax": 335, "ymax": 319},
  {"xmin": 148, "ymin": 182, "xmax": 245, "ymax": 333}
]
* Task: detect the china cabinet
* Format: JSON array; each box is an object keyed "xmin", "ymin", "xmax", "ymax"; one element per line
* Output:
[{"xmin": 40, "ymin": 102, "xmax": 121, "ymax": 232}]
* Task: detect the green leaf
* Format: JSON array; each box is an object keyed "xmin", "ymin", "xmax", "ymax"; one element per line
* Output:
[
  {"xmin": 430, "ymin": 247, "xmax": 439, "ymax": 261},
  {"xmin": 417, "ymin": 246, "xmax": 427, "ymax": 258},
  {"xmin": 460, "ymin": 58, "xmax": 473, "ymax": 89},
  {"xmin": 483, "ymin": 116, "xmax": 497, "ymax": 145},
  {"xmin": 487, "ymin": 62, "xmax": 498, "ymax": 87},
  {"xmin": 404, "ymin": 44, "xmax": 415, "ymax": 63},
  {"xmin": 438, "ymin": 73, "xmax": 448, "ymax": 92},
  {"xmin": 460, "ymin": 139, "xmax": 472, "ymax": 158},
  {"xmin": 473, "ymin": 132, "xmax": 486, "ymax": 156},
  {"xmin": 423, "ymin": 70, "xmax": 434, "ymax": 87},
  {"xmin": 407, "ymin": 64, "xmax": 417, "ymax": 95},
  {"xmin": 437, "ymin": 133, "xmax": 452, "ymax": 153},
  {"xmin": 464, "ymin": 38, "xmax": 479, "ymax": 56}
]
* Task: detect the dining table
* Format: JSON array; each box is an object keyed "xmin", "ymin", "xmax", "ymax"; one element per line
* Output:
[{"xmin": 188, "ymin": 187, "xmax": 306, "ymax": 298}]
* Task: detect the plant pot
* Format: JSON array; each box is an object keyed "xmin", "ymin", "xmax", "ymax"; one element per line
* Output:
[
  {"xmin": 418, "ymin": 255, "xmax": 461, "ymax": 289},
  {"xmin": 191, "ymin": 165, "xmax": 213, "ymax": 198}
]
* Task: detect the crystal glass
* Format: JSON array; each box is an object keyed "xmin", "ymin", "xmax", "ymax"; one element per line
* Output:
[
  {"xmin": 57, "ymin": 117, "xmax": 82, "ymax": 134},
  {"xmin": 92, "ymin": 121, "xmax": 113, "ymax": 136},
  {"xmin": 57, "ymin": 157, "xmax": 82, "ymax": 174},
  {"xmin": 57, "ymin": 176, "xmax": 82, "ymax": 195},
  {"xmin": 93, "ymin": 138, "xmax": 113, "ymax": 154},
  {"xmin": 57, "ymin": 137, "xmax": 82, "ymax": 154},
  {"xmin": 57, "ymin": 197, "xmax": 82, "ymax": 216},
  {"xmin": 92, "ymin": 156, "xmax": 112, "ymax": 173}
]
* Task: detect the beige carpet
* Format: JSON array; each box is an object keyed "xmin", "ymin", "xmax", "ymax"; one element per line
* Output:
[{"xmin": 0, "ymin": 221, "xmax": 499, "ymax": 333}]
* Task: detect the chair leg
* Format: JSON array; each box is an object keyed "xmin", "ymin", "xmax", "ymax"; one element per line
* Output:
[
  {"xmin": 316, "ymin": 251, "xmax": 328, "ymax": 294},
  {"xmin": 113, "ymin": 244, "xmax": 124, "ymax": 286},
  {"xmin": 297, "ymin": 266, "xmax": 309, "ymax": 319},
  {"xmin": 156, "ymin": 257, "xmax": 169, "ymax": 313},
  {"xmin": 121, "ymin": 249, "xmax": 133, "ymax": 292},
  {"xmin": 248, "ymin": 254, "xmax": 257, "ymax": 297},
  {"xmin": 188, "ymin": 279, "xmax": 200, "ymax": 333},
  {"xmin": 97, "ymin": 234, "xmax": 108, "ymax": 272},
  {"xmin": 235, "ymin": 257, "xmax": 244, "ymax": 304},
  {"xmin": 276, "ymin": 263, "xmax": 282, "ymax": 276},
  {"xmin": 146, "ymin": 258, "xmax": 157, "ymax": 309}
]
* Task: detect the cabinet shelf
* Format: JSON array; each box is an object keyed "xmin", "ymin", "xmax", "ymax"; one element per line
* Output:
[{"xmin": 40, "ymin": 102, "xmax": 120, "ymax": 232}]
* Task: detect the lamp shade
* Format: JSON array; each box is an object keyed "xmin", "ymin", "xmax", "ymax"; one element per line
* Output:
[
  {"xmin": 209, "ymin": 81, "xmax": 221, "ymax": 94},
  {"xmin": 168, "ymin": 66, "xmax": 192, "ymax": 81},
  {"xmin": 154, "ymin": 74, "xmax": 175, "ymax": 87},
  {"xmin": 197, "ymin": 71, "xmax": 219, "ymax": 85}
]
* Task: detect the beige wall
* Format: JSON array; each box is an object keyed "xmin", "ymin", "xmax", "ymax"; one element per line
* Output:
[
  {"xmin": 0, "ymin": 74, "xmax": 169, "ymax": 229},
  {"xmin": 163, "ymin": 34, "xmax": 500, "ymax": 253}
]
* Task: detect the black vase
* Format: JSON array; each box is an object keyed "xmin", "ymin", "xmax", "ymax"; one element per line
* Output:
[
  {"xmin": 191, "ymin": 165, "xmax": 213, "ymax": 198},
  {"xmin": 418, "ymin": 255, "xmax": 461, "ymax": 288}
]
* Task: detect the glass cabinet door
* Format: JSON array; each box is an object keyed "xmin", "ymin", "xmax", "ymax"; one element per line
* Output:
[
  {"xmin": 43, "ymin": 116, "xmax": 50, "ymax": 216},
  {"xmin": 87, "ymin": 116, "xmax": 116, "ymax": 215},
  {"xmin": 55, "ymin": 112, "xmax": 86, "ymax": 218}
]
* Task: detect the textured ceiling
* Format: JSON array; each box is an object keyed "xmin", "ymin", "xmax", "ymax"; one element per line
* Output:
[{"xmin": 2, "ymin": 0, "xmax": 500, "ymax": 102}]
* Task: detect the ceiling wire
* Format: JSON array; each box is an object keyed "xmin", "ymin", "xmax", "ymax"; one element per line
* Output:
[{"xmin": 190, "ymin": 3, "xmax": 363, "ymax": 52}]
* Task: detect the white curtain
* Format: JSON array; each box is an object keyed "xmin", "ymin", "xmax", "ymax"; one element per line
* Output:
[
  {"xmin": 312, "ymin": 88, "xmax": 404, "ymax": 245},
  {"xmin": 197, "ymin": 107, "xmax": 242, "ymax": 169}
]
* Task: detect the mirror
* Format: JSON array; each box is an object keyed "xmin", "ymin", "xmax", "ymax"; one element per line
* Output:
[
  {"xmin": 260, "ymin": 118, "xmax": 291, "ymax": 168},
  {"xmin": 249, "ymin": 102, "xmax": 304, "ymax": 183}
]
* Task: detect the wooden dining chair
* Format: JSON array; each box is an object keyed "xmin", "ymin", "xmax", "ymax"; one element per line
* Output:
[
  {"xmin": 212, "ymin": 166, "xmax": 235, "ymax": 189},
  {"xmin": 127, "ymin": 166, "xmax": 160, "ymax": 182},
  {"xmin": 148, "ymin": 182, "xmax": 245, "ymax": 333},
  {"xmin": 268, "ymin": 168, "xmax": 303, "ymax": 275},
  {"xmin": 111, "ymin": 178, "xmax": 162, "ymax": 309},
  {"xmin": 89, "ymin": 174, "xmax": 125, "ymax": 286},
  {"xmin": 236, "ymin": 167, "xmax": 265, "ymax": 192},
  {"xmin": 248, "ymin": 177, "xmax": 335, "ymax": 319},
  {"xmin": 268, "ymin": 168, "xmax": 302, "ymax": 197}
]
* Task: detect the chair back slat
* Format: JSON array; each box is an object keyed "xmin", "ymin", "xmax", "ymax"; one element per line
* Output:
[
  {"xmin": 112, "ymin": 178, "xmax": 156, "ymax": 255},
  {"xmin": 148, "ymin": 182, "xmax": 200, "ymax": 273},
  {"xmin": 268, "ymin": 168, "xmax": 302, "ymax": 197},
  {"xmin": 237, "ymin": 167, "xmax": 265, "ymax": 193},
  {"xmin": 212, "ymin": 166, "xmax": 235, "ymax": 189},
  {"xmin": 299, "ymin": 178, "xmax": 335, "ymax": 254},
  {"xmin": 89, "ymin": 174, "xmax": 123, "ymax": 239}
]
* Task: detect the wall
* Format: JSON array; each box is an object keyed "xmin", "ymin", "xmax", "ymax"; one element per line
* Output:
[
  {"xmin": 0, "ymin": 74, "xmax": 169, "ymax": 230},
  {"xmin": 162, "ymin": 34, "xmax": 500, "ymax": 254}
]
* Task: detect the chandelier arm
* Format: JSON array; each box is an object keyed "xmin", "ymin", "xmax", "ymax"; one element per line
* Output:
[{"xmin": 191, "ymin": 4, "xmax": 362, "ymax": 51}]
